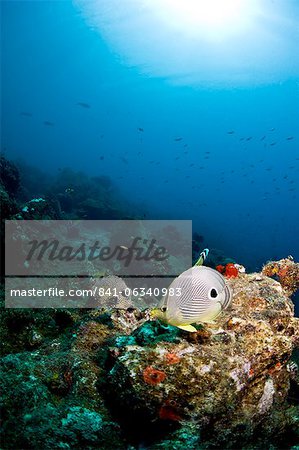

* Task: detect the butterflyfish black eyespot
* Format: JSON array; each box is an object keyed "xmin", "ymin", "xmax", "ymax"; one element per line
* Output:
[{"xmin": 210, "ymin": 288, "xmax": 218, "ymax": 298}]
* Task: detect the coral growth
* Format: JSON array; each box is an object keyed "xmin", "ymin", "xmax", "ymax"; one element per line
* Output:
[
  {"xmin": 164, "ymin": 352, "xmax": 180, "ymax": 365},
  {"xmin": 216, "ymin": 263, "xmax": 240, "ymax": 277},
  {"xmin": 143, "ymin": 366, "xmax": 166, "ymax": 385},
  {"xmin": 107, "ymin": 266, "xmax": 299, "ymax": 448},
  {"xmin": 262, "ymin": 256, "xmax": 299, "ymax": 295},
  {"xmin": 159, "ymin": 400, "xmax": 182, "ymax": 421},
  {"xmin": 1, "ymin": 259, "xmax": 299, "ymax": 449}
]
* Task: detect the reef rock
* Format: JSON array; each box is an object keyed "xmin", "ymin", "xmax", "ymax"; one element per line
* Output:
[
  {"xmin": 262, "ymin": 256, "xmax": 299, "ymax": 296},
  {"xmin": 106, "ymin": 270, "xmax": 299, "ymax": 448},
  {"xmin": 1, "ymin": 261, "xmax": 298, "ymax": 449},
  {"xmin": 0, "ymin": 156, "xmax": 20, "ymax": 196}
]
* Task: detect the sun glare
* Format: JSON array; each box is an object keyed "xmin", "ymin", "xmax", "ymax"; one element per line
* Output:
[
  {"xmin": 162, "ymin": 0, "xmax": 241, "ymax": 25},
  {"xmin": 76, "ymin": 0, "xmax": 298, "ymax": 86},
  {"xmin": 145, "ymin": 0, "xmax": 253, "ymax": 40}
]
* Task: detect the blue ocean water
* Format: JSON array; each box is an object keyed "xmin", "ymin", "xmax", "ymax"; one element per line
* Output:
[{"xmin": 1, "ymin": 0, "xmax": 299, "ymax": 272}]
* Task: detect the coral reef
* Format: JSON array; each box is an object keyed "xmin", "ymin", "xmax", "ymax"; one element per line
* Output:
[
  {"xmin": 106, "ymin": 269, "xmax": 299, "ymax": 448},
  {"xmin": 0, "ymin": 156, "xmax": 20, "ymax": 196},
  {"xmin": 13, "ymin": 197, "xmax": 62, "ymax": 220},
  {"xmin": 262, "ymin": 256, "xmax": 299, "ymax": 295},
  {"xmin": 0, "ymin": 185, "xmax": 18, "ymax": 220},
  {"xmin": 1, "ymin": 225, "xmax": 299, "ymax": 449},
  {"xmin": 0, "ymin": 157, "xmax": 141, "ymax": 222},
  {"xmin": 0, "ymin": 350, "xmax": 125, "ymax": 449},
  {"xmin": 0, "ymin": 157, "xmax": 20, "ymax": 221}
]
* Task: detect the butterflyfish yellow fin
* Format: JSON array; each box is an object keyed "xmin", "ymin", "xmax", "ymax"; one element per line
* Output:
[{"xmin": 177, "ymin": 324, "xmax": 197, "ymax": 332}]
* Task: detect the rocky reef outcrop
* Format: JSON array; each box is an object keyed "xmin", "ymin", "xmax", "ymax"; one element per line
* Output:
[
  {"xmin": 106, "ymin": 269, "xmax": 299, "ymax": 448},
  {"xmin": 1, "ymin": 260, "xmax": 299, "ymax": 449}
]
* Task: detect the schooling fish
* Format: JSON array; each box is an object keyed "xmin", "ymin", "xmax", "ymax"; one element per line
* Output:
[
  {"xmin": 20, "ymin": 112, "xmax": 32, "ymax": 117},
  {"xmin": 77, "ymin": 102, "xmax": 90, "ymax": 108},
  {"xmin": 152, "ymin": 249, "xmax": 232, "ymax": 332}
]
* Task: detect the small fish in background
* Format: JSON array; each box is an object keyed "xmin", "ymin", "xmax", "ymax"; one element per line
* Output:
[
  {"xmin": 120, "ymin": 156, "xmax": 128, "ymax": 164},
  {"xmin": 270, "ymin": 127, "xmax": 275, "ymax": 131},
  {"xmin": 138, "ymin": 127, "xmax": 144, "ymax": 132},
  {"xmin": 20, "ymin": 112, "xmax": 32, "ymax": 117},
  {"xmin": 227, "ymin": 131, "xmax": 235, "ymax": 134},
  {"xmin": 65, "ymin": 187, "xmax": 74, "ymax": 194},
  {"xmin": 99, "ymin": 156, "xmax": 104, "ymax": 160},
  {"xmin": 270, "ymin": 142, "xmax": 277, "ymax": 146},
  {"xmin": 286, "ymin": 136, "xmax": 294, "ymax": 140},
  {"xmin": 44, "ymin": 121, "xmax": 54, "ymax": 126},
  {"xmin": 260, "ymin": 135, "xmax": 266, "ymax": 141},
  {"xmin": 77, "ymin": 102, "xmax": 90, "ymax": 108},
  {"xmin": 174, "ymin": 137, "xmax": 183, "ymax": 141},
  {"xmin": 246, "ymin": 137, "xmax": 252, "ymax": 141}
]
